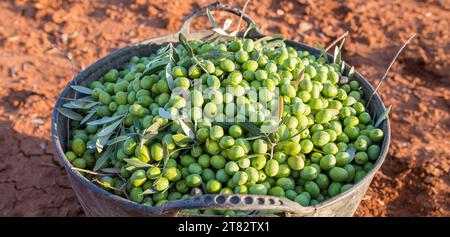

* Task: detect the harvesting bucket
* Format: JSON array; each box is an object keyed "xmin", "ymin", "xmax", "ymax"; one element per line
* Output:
[{"xmin": 51, "ymin": 2, "xmax": 390, "ymax": 217}]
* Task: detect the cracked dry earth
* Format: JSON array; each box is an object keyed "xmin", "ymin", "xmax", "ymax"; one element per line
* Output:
[{"xmin": 0, "ymin": 0, "xmax": 449, "ymax": 216}]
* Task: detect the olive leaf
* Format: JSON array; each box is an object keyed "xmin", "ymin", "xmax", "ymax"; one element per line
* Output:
[
  {"xmin": 240, "ymin": 122, "xmax": 263, "ymax": 136},
  {"xmin": 96, "ymin": 133, "xmax": 112, "ymax": 153},
  {"xmin": 70, "ymin": 85, "xmax": 93, "ymax": 95},
  {"xmin": 348, "ymin": 66, "xmax": 356, "ymax": 80},
  {"xmin": 223, "ymin": 19, "xmax": 233, "ymax": 31},
  {"xmin": 255, "ymin": 34, "xmax": 284, "ymax": 43},
  {"xmin": 80, "ymin": 110, "xmax": 96, "ymax": 125},
  {"xmin": 205, "ymin": 8, "xmax": 219, "ymax": 29},
  {"xmin": 156, "ymin": 43, "xmax": 172, "ymax": 55},
  {"xmin": 198, "ymin": 50, "xmax": 230, "ymax": 60},
  {"xmin": 165, "ymin": 47, "xmax": 175, "ymax": 91},
  {"xmin": 63, "ymin": 101, "xmax": 84, "ymax": 109},
  {"xmin": 123, "ymin": 158, "xmax": 153, "ymax": 168},
  {"xmin": 106, "ymin": 135, "xmax": 130, "ymax": 146},
  {"xmin": 132, "ymin": 118, "xmax": 142, "ymax": 134},
  {"xmin": 178, "ymin": 119, "xmax": 196, "ymax": 139},
  {"xmin": 314, "ymin": 41, "xmax": 328, "ymax": 62},
  {"xmin": 100, "ymin": 168, "xmax": 121, "ymax": 174},
  {"xmin": 158, "ymin": 107, "xmax": 175, "ymax": 120},
  {"xmin": 293, "ymin": 68, "xmax": 305, "ymax": 90},
  {"xmin": 278, "ymin": 96, "xmax": 284, "ymax": 121},
  {"xmin": 57, "ymin": 108, "xmax": 83, "ymax": 121},
  {"xmin": 179, "ymin": 33, "xmax": 194, "ymax": 57},
  {"xmin": 97, "ymin": 118, "xmax": 124, "ymax": 137},
  {"xmin": 87, "ymin": 115, "xmax": 124, "ymax": 126},
  {"xmin": 340, "ymin": 60, "xmax": 346, "ymax": 74},
  {"xmin": 333, "ymin": 46, "xmax": 340, "ymax": 64},
  {"xmin": 261, "ymin": 40, "xmax": 285, "ymax": 50},
  {"xmin": 140, "ymin": 122, "xmax": 163, "ymax": 146},
  {"xmin": 125, "ymin": 166, "xmax": 137, "ymax": 172},
  {"xmin": 374, "ymin": 105, "xmax": 392, "ymax": 127},
  {"xmin": 347, "ymin": 146, "xmax": 356, "ymax": 163},
  {"xmin": 142, "ymin": 55, "xmax": 170, "ymax": 76},
  {"xmin": 83, "ymin": 101, "xmax": 99, "ymax": 109},
  {"xmin": 93, "ymin": 146, "xmax": 114, "ymax": 171},
  {"xmin": 212, "ymin": 28, "xmax": 230, "ymax": 37},
  {"xmin": 142, "ymin": 188, "xmax": 159, "ymax": 195},
  {"xmin": 172, "ymin": 133, "xmax": 193, "ymax": 147}
]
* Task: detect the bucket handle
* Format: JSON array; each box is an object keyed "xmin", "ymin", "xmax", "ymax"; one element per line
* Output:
[
  {"xmin": 159, "ymin": 194, "xmax": 315, "ymax": 216},
  {"xmin": 178, "ymin": 1, "xmax": 261, "ymax": 36}
]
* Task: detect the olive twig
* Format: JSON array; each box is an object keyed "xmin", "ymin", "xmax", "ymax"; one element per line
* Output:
[{"xmin": 366, "ymin": 33, "xmax": 416, "ymax": 107}]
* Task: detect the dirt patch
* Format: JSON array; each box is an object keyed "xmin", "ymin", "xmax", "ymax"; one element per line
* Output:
[{"xmin": 0, "ymin": 0, "xmax": 448, "ymax": 216}]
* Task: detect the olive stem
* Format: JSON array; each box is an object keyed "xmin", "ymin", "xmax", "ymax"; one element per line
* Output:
[
  {"xmin": 366, "ymin": 33, "xmax": 416, "ymax": 107},
  {"xmin": 236, "ymin": 0, "xmax": 252, "ymax": 35}
]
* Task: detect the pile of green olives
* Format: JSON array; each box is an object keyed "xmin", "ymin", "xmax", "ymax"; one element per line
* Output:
[{"xmin": 64, "ymin": 35, "xmax": 384, "ymax": 215}]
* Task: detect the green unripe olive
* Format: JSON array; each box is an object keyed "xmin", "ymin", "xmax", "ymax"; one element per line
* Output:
[
  {"xmin": 252, "ymin": 139, "xmax": 268, "ymax": 154},
  {"xmin": 185, "ymin": 174, "xmax": 202, "ymax": 187},
  {"xmin": 234, "ymin": 185, "xmax": 248, "ymax": 194},
  {"xmin": 249, "ymin": 184, "xmax": 268, "ymax": 195},
  {"xmin": 294, "ymin": 192, "xmax": 311, "ymax": 206},
  {"xmin": 273, "ymin": 151, "xmax": 287, "ymax": 164},
  {"xmin": 219, "ymin": 136, "xmax": 235, "ymax": 149},
  {"xmin": 283, "ymin": 142, "xmax": 301, "ymax": 156},
  {"xmin": 232, "ymin": 171, "xmax": 248, "ymax": 185},
  {"xmin": 72, "ymin": 158, "xmax": 87, "ymax": 169},
  {"xmin": 164, "ymin": 167, "xmax": 182, "ymax": 181},
  {"xmin": 354, "ymin": 170, "xmax": 367, "ymax": 183},
  {"xmin": 276, "ymin": 177, "xmax": 295, "ymax": 190},
  {"xmin": 251, "ymin": 155, "xmax": 267, "ymax": 170},
  {"xmin": 322, "ymin": 142, "xmax": 339, "ymax": 155},
  {"xmin": 243, "ymin": 167, "xmax": 258, "ymax": 184},
  {"xmin": 205, "ymin": 139, "xmax": 220, "ymax": 155},
  {"xmin": 304, "ymin": 181, "xmax": 320, "ymax": 198},
  {"xmin": 312, "ymin": 131, "xmax": 331, "ymax": 147},
  {"xmin": 300, "ymin": 139, "xmax": 314, "ymax": 154},
  {"xmin": 329, "ymin": 167, "xmax": 349, "ymax": 182},
  {"xmin": 210, "ymin": 155, "xmax": 226, "ymax": 169},
  {"xmin": 206, "ymin": 179, "xmax": 222, "ymax": 194},
  {"xmin": 300, "ymin": 166, "xmax": 318, "ymax": 181},
  {"xmin": 146, "ymin": 167, "xmax": 161, "ymax": 180},
  {"xmin": 130, "ymin": 187, "xmax": 144, "ymax": 203},
  {"xmin": 150, "ymin": 143, "xmax": 164, "ymax": 161},
  {"xmin": 268, "ymin": 186, "xmax": 285, "ymax": 197},
  {"xmin": 276, "ymin": 164, "xmax": 291, "ymax": 178},
  {"xmin": 65, "ymin": 151, "xmax": 77, "ymax": 163},
  {"xmin": 209, "ymin": 125, "xmax": 224, "ymax": 141},
  {"xmin": 220, "ymin": 59, "xmax": 235, "ymax": 72},
  {"xmin": 202, "ymin": 168, "xmax": 215, "ymax": 182},
  {"xmin": 320, "ymin": 154, "xmax": 336, "ymax": 170},
  {"xmin": 355, "ymin": 152, "xmax": 369, "ymax": 165},
  {"xmin": 225, "ymin": 161, "xmax": 240, "ymax": 175},
  {"xmin": 71, "ymin": 138, "xmax": 86, "ymax": 156},
  {"xmin": 369, "ymin": 128, "xmax": 384, "ymax": 142},
  {"xmin": 287, "ymin": 155, "xmax": 305, "ymax": 171},
  {"xmin": 368, "ymin": 145, "xmax": 381, "ymax": 161},
  {"xmin": 130, "ymin": 169, "xmax": 147, "ymax": 187},
  {"xmin": 215, "ymin": 169, "xmax": 230, "ymax": 183},
  {"xmin": 227, "ymin": 145, "xmax": 246, "ymax": 160},
  {"xmin": 314, "ymin": 174, "xmax": 329, "ymax": 190},
  {"xmin": 265, "ymin": 159, "xmax": 280, "ymax": 177}
]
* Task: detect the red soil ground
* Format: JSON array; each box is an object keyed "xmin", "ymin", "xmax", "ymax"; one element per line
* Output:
[{"xmin": 0, "ymin": 0, "xmax": 448, "ymax": 216}]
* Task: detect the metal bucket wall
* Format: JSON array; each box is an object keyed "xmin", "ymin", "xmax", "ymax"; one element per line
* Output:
[{"xmin": 51, "ymin": 4, "xmax": 390, "ymax": 217}]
